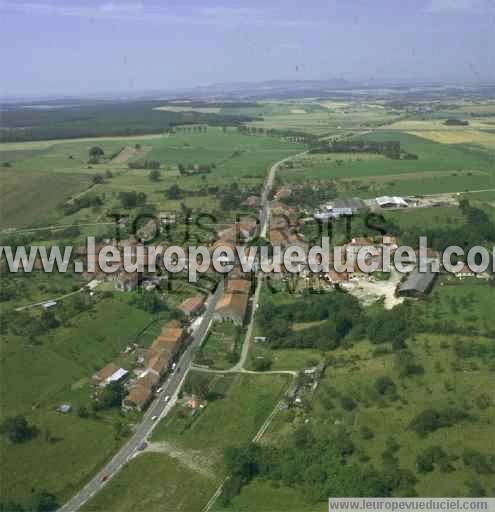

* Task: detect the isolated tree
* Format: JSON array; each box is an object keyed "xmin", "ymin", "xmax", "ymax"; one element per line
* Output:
[
  {"xmin": 149, "ymin": 169, "xmax": 161, "ymax": 182},
  {"xmin": 31, "ymin": 490, "xmax": 58, "ymax": 512},
  {"xmin": 89, "ymin": 146, "xmax": 104, "ymax": 158},
  {"xmin": 191, "ymin": 374, "xmax": 210, "ymax": 400},
  {"xmin": 166, "ymin": 184, "xmax": 181, "ymax": 200},
  {"xmin": 92, "ymin": 173, "xmax": 104, "ymax": 184},
  {"xmin": 0, "ymin": 415, "xmax": 38, "ymax": 443}
]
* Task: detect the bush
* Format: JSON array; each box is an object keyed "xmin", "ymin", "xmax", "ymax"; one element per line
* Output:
[
  {"xmin": 253, "ymin": 356, "xmax": 273, "ymax": 372},
  {"xmin": 360, "ymin": 426, "xmax": 374, "ymax": 440},
  {"xmin": 339, "ymin": 395, "xmax": 357, "ymax": 411},
  {"xmin": 409, "ymin": 407, "xmax": 468, "ymax": 437},
  {"xmin": 374, "ymin": 376, "xmax": 398, "ymax": 399},
  {"xmin": 0, "ymin": 415, "xmax": 38, "ymax": 444}
]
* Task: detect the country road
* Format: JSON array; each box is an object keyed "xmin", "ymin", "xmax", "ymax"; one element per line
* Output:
[
  {"xmin": 58, "ymin": 149, "xmax": 303, "ymax": 512},
  {"xmin": 58, "ymin": 282, "xmax": 224, "ymax": 512}
]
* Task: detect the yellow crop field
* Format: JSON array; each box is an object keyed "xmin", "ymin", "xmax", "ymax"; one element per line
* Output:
[
  {"xmin": 405, "ymin": 129, "xmax": 495, "ymax": 148},
  {"xmin": 382, "ymin": 119, "xmax": 495, "ymax": 149}
]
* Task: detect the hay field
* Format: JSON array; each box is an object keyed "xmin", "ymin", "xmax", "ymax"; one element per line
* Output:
[{"xmin": 381, "ymin": 119, "xmax": 495, "ymax": 149}]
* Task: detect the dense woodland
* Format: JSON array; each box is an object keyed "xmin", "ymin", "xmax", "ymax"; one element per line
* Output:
[{"xmin": 0, "ymin": 101, "xmax": 256, "ymax": 142}]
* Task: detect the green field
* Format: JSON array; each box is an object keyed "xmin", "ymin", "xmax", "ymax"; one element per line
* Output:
[
  {"xmin": 246, "ymin": 101, "xmax": 399, "ymax": 135},
  {"xmin": 384, "ymin": 206, "xmax": 464, "ymax": 232},
  {"xmin": 304, "ymin": 333, "xmax": 495, "ymax": 497},
  {"xmin": 0, "ymin": 128, "xmax": 303, "ymax": 230},
  {"xmin": 194, "ymin": 321, "xmax": 242, "ymax": 370},
  {"xmin": 152, "ymin": 373, "xmax": 290, "ymax": 465},
  {"xmin": 0, "ymin": 291, "xmax": 165, "ymax": 505},
  {"xmin": 0, "ymin": 168, "xmax": 91, "ymax": 229},
  {"xmin": 82, "ymin": 453, "xmax": 217, "ymax": 512},
  {"xmin": 217, "ymin": 479, "xmax": 326, "ymax": 512},
  {"xmin": 279, "ymin": 132, "xmax": 495, "ymax": 197}
]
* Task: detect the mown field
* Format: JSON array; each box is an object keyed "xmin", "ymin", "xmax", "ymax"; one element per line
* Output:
[{"xmin": 380, "ymin": 119, "xmax": 495, "ymax": 150}]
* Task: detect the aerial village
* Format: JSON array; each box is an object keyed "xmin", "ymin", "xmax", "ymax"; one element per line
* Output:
[{"xmin": 58, "ymin": 185, "xmax": 492, "ymax": 415}]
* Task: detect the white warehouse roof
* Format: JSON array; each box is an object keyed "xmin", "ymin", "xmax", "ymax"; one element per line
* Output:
[
  {"xmin": 105, "ymin": 368, "xmax": 128, "ymax": 385},
  {"xmin": 376, "ymin": 196, "xmax": 408, "ymax": 207}
]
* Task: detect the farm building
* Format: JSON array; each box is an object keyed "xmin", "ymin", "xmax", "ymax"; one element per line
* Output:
[
  {"xmin": 150, "ymin": 323, "xmax": 186, "ymax": 358},
  {"xmin": 242, "ymin": 195, "xmax": 260, "ymax": 208},
  {"xmin": 398, "ymin": 268, "xmax": 437, "ymax": 297},
  {"xmin": 326, "ymin": 269, "xmax": 350, "ymax": 285},
  {"xmin": 453, "ymin": 263, "xmax": 475, "ymax": 279},
  {"xmin": 213, "ymin": 292, "xmax": 249, "ymax": 326},
  {"xmin": 56, "ymin": 404, "xmax": 72, "ymax": 414},
  {"xmin": 217, "ymin": 218, "xmax": 257, "ymax": 243},
  {"xmin": 269, "ymin": 228, "xmax": 289, "ymax": 247},
  {"xmin": 315, "ymin": 197, "xmax": 365, "ymax": 220},
  {"xmin": 178, "ymin": 295, "xmax": 205, "ymax": 317},
  {"xmin": 376, "ymin": 196, "xmax": 408, "ymax": 208},
  {"xmin": 225, "ymin": 278, "xmax": 252, "ymax": 295},
  {"xmin": 328, "ymin": 197, "xmax": 366, "ymax": 213},
  {"xmin": 114, "ymin": 270, "xmax": 139, "ymax": 292},
  {"xmin": 93, "ymin": 363, "xmax": 128, "ymax": 387},
  {"xmin": 123, "ymin": 382, "xmax": 152, "ymax": 411}
]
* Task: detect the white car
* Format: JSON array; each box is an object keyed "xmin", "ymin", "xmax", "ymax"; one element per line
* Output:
[
  {"xmin": 151, "ymin": 415, "xmax": 158, "ymax": 421},
  {"xmin": 164, "ymin": 395, "xmax": 170, "ymax": 402},
  {"xmin": 171, "ymin": 363, "xmax": 177, "ymax": 371},
  {"xmin": 156, "ymin": 387, "xmax": 163, "ymax": 393}
]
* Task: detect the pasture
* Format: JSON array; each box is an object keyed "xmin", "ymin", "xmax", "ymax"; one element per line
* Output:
[
  {"xmin": 152, "ymin": 373, "xmax": 290, "ymax": 467},
  {"xmin": 0, "ymin": 291, "xmax": 165, "ymax": 505},
  {"xmin": 0, "ymin": 128, "xmax": 302, "ymax": 230},
  {"xmin": 279, "ymin": 132, "xmax": 495, "ymax": 197}
]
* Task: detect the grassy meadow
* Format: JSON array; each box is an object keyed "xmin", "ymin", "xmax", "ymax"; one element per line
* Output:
[
  {"xmin": 0, "ymin": 290, "xmax": 167, "ymax": 505},
  {"xmin": 0, "ymin": 127, "xmax": 303, "ymax": 230},
  {"xmin": 279, "ymin": 131, "xmax": 494, "ymax": 198}
]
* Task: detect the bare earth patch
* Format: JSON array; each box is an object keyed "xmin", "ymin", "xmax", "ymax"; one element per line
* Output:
[{"xmin": 142, "ymin": 441, "xmax": 216, "ymax": 478}]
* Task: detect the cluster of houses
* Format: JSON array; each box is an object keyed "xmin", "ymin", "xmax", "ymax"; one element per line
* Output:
[
  {"xmin": 89, "ymin": 293, "xmax": 207, "ymax": 412},
  {"xmin": 123, "ymin": 320, "xmax": 187, "ymax": 410},
  {"xmin": 208, "ymin": 219, "xmax": 256, "ymax": 327}
]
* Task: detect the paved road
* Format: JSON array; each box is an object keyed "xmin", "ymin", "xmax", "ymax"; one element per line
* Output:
[
  {"xmin": 58, "ymin": 149, "xmax": 302, "ymax": 512},
  {"xmin": 58, "ymin": 282, "xmax": 224, "ymax": 512}
]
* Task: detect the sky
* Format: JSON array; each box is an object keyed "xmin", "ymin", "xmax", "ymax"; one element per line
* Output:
[{"xmin": 0, "ymin": 0, "xmax": 494, "ymax": 98}]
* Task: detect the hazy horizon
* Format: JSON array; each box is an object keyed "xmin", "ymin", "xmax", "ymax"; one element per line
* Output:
[{"xmin": 1, "ymin": 0, "xmax": 494, "ymax": 98}]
